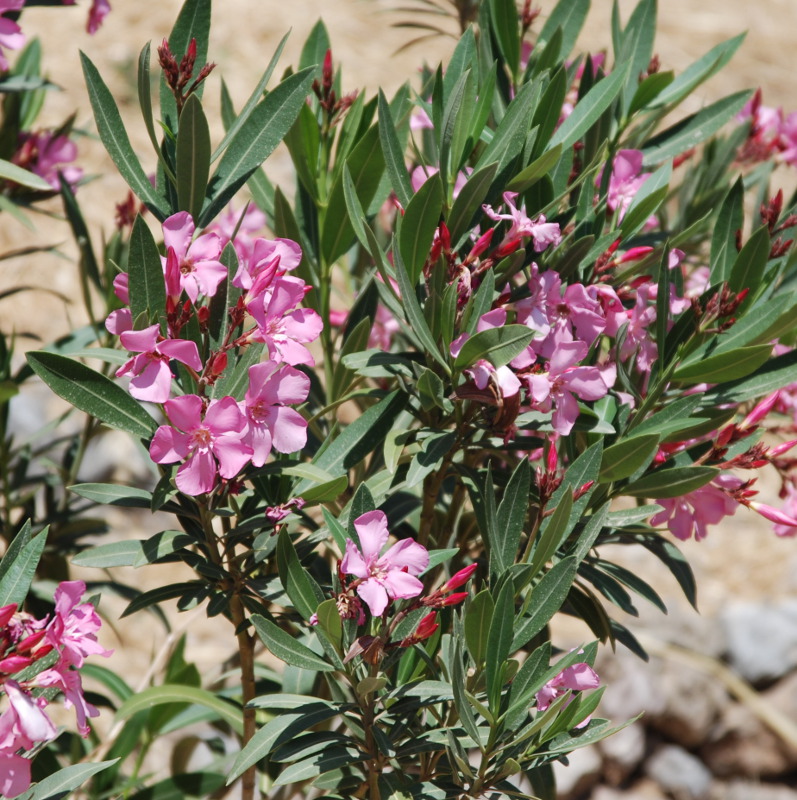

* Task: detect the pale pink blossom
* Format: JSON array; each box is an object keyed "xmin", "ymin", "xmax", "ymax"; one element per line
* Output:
[
  {"xmin": 87, "ymin": 0, "xmax": 111, "ymax": 34},
  {"xmin": 523, "ymin": 340, "xmax": 610, "ymax": 435},
  {"xmin": 150, "ymin": 394, "xmax": 252, "ymax": 495},
  {"xmin": 161, "ymin": 212, "xmax": 227, "ymax": 303},
  {"xmin": 341, "ymin": 511, "xmax": 429, "ymax": 617},
  {"xmin": 0, "ymin": 1, "xmax": 25, "ymax": 72},
  {"xmin": 600, "ymin": 149, "xmax": 651, "ymax": 222},
  {"xmin": 233, "ymin": 236, "xmax": 301, "ymax": 291},
  {"xmin": 116, "ymin": 324, "xmax": 202, "ymax": 404},
  {"xmin": 242, "ymin": 361, "xmax": 310, "ymax": 467},
  {"xmin": 536, "ymin": 662, "xmax": 600, "ymax": 728},
  {"xmin": 483, "ymin": 191, "xmax": 561, "ymax": 252},
  {"xmin": 651, "ymin": 474, "xmax": 743, "ymax": 541},
  {"xmin": 247, "ymin": 275, "xmax": 323, "ymax": 366},
  {"xmin": 45, "ymin": 581, "xmax": 112, "ymax": 669}
]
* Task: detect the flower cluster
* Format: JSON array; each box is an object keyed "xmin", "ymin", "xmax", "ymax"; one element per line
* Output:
[
  {"xmin": 0, "ymin": 581, "xmax": 110, "ymax": 797},
  {"xmin": 107, "ymin": 211, "xmax": 320, "ymax": 496}
]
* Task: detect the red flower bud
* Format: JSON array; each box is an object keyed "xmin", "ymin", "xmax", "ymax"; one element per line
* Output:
[{"xmin": 442, "ymin": 563, "xmax": 477, "ymax": 592}]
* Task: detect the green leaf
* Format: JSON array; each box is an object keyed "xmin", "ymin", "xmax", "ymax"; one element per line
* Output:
[
  {"xmin": 706, "ymin": 349, "xmax": 797, "ymax": 404},
  {"xmin": 0, "ymin": 521, "xmax": 47, "ymax": 607},
  {"xmin": 128, "ymin": 213, "xmax": 166, "ymax": 327},
  {"xmin": 529, "ymin": 493, "xmax": 573, "ymax": 577},
  {"xmin": 116, "ymin": 685, "xmax": 243, "ymax": 735},
  {"xmin": 175, "ymin": 94, "xmax": 211, "ymax": 220},
  {"xmin": 276, "ymin": 529, "xmax": 324, "ymax": 620},
  {"xmin": 447, "ymin": 162, "xmax": 498, "ymax": 244},
  {"xmin": 453, "ymin": 324, "xmax": 534, "ymax": 370},
  {"xmin": 137, "ymin": 42, "xmax": 167, "ymax": 172},
  {"xmin": 211, "ymin": 31, "xmax": 290, "ymax": 162},
  {"xmin": 729, "ymin": 225, "xmax": 770, "ymax": 294},
  {"xmin": 321, "ymin": 123, "xmax": 386, "ymax": 264},
  {"xmin": 227, "ymin": 703, "xmax": 341, "ymax": 782},
  {"xmin": 486, "ymin": 579, "xmax": 515, "ymax": 710},
  {"xmin": 476, "ymin": 81, "xmax": 537, "ymax": 174},
  {"xmin": 378, "ymin": 89, "xmax": 412, "ymax": 208},
  {"xmin": 0, "ymin": 158, "xmax": 53, "ymax": 191},
  {"xmin": 69, "ymin": 483, "xmax": 153, "ymax": 507},
  {"xmin": 200, "ymin": 67, "xmax": 315, "ymax": 226},
  {"xmin": 628, "ymin": 70, "xmax": 674, "ymax": 114},
  {"xmin": 272, "ymin": 746, "xmax": 362, "ymax": 785},
  {"xmin": 549, "ymin": 62, "xmax": 631, "ymax": 151},
  {"xmin": 625, "ymin": 466, "xmax": 718, "ymax": 499},
  {"xmin": 399, "ymin": 172, "xmax": 443, "ymax": 284},
  {"xmin": 512, "ymin": 556, "xmax": 578, "ymax": 649},
  {"xmin": 315, "ymin": 598, "xmax": 343, "ymax": 652},
  {"xmin": 294, "ymin": 391, "xmax": 407, "ymax": 494},
  {"xmin": 464, "ymin": 589, "xmax": 494, "ymax": 666},
  {"xmin": 392, "ymin": 240, "xmax": 449, "ymax": 373},
  {"xmin": 506, "ymin": 144, "xmax": 563, "ymax": 193},
  {"xmin": 59, "ymin": 174, "xmax": 102, "ymax": 292},
  {"xmin": 27, "ymin": 352, "xmax": 156, "ymax": 438},
  {"xmin": 71, "ymin": 540, "xmax": 144, "ymax": 568},
  {"xmin": 710, "ymin": 177, "xmax": 744, "ymax": 284},
  {"xmin": 252, "ymin": 615, "xmax": 333, "ymax": 672},
  {"xmin": 538, "ymin": 0, "xmax": 590, "ymax": 57},
  {"xmin": 674, "ymin": 344, "xmax": 772, "ymax": 384},
  {"xmin": 617, "ymin": 0, "xmax": 656, "ymax": 114},
  {"xmin": 642, "ymin": 90, "xmax": 752, "ymax": 166},
  {"xmin": 27, "ymin": 760, "xmax": 119, "ymax": 800},
  {"xmin": 649, "ymin": 33, "xmax": 745, "ymax": 109},
  {"xmin": 489, "ymin": 0, "xmax": 520, "ymax": 76},
  {"xmin": 80, "ymin": 52, "xmax": 166, "ymax": 219},
  {"xmin": 599, "ymin": 434, "xmax": 660, "ymax": 482},
  {"xmin": 493, "ymin": 458, "xmax": 530, "ymax": 573},
  {"xmin": 405, "ymin": 431, "xmax": 456, "ymax": 489}
]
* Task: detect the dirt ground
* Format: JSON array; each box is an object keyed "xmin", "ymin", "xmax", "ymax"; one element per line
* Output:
[{"xmin": 4, "ymin": 0, "xmax": 797, "ymax": 787}]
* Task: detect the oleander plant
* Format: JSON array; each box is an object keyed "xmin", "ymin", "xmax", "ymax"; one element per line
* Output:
[{"xmin": 4, "ymin": 0, "xmax": 797, "ymax": 797}]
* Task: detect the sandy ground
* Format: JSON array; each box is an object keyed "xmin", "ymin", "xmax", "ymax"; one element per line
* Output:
[{"xmin": 4, "ymin": 0, "xmax": 797, "ymax": 786}]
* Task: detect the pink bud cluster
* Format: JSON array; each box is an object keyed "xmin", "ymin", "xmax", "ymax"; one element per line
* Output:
[
  {"xmin": 107, "ymin": 211, "xmax": 321, "ymax": 496},
  {"xmin": 0, "ymin": 581, "xmax": 111, "ymax": 797}
]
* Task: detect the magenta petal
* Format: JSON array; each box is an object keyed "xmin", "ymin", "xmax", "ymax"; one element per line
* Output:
[
  {"xmin": 176, "ymin": 449, "xmax": 217, "ymax": 495},
  {"xmin": 379, "ymin": 538, "xmax": 429, "ymax": 576},
  {"xmin": 563, "ymin": 367, "xmax": 609, "ymax": 401},
  {"xmin": 549, "ymin": 340, "xmax": 587, "ymax": 375},
  {"xmin": 0, "ymin": 751, "xmax": 31, "ymax": 798},
  {"xmin": 105, "ymin": 308, "xmax": 132, "ymax": 335},
  {"xmin": 193, "ymin": 259, "xmax": 228, "ymax": 297},
  {"xmin": 129, "ymin": 359, "xmax": 172, "ymax": 404},
  {"xmin": 247, "ymin": 424, "xmax": 272, "ymax": 468},
  {"xmin": 341, "ymin": 540, "xmax": 369, "ymax": 579},
  {"xmin": 269, "ymin": 367, "xmax": 311, "ymax": 405},
  {"xmin": 150, "ymin": 426, "xmax": 190, "ymax": 463},
  {"xmin": 120, "ymin": 324, "xmax": 159, "ymax": 353},
  {"xmin": 158, "ymin": 338, "xmax": 202, "ymax": 370},
  {"xmin": 353, "ymin": 511, "xmax": 390, "ymax": 561},
  {"xmin": 212, "ymin": 432, "xmax": 252, "ymax": 478},
  {"xmin": 205, "ymin": 396, "xmax": 245, "ymax": 434},
  {"xmin": 357, "ymin": 579, "xmax": 390, "ymax": 617},
  {"xmin": 164, "ymin": 394, "xmax": 203, "ymax": 432},
  {"xmin": 381, "ymin": 569, "xmax": 424, "ymax": 600},
  {"xmin": 551, "ymin": 390, "xmax": 579, "ymax": 436},
  {"xmin": 559, "ymin": 663, "xmax": 600, "ymax": 691},
  {"xmin": 162, "ymin": 212, "xmax": 194, "ymax": 257},
  {"xmin": 188, "ymin": 232, "xmax": 222, "ymax": 261},
  {"xmin": 267, "ymin": 407, "xmax": 307, "ymax": 453}
]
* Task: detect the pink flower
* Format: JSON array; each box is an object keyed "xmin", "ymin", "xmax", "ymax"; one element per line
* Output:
[
  {"xmin": 242, "ymin": 361, "xmax": 310, "ymax": 467},
  {"xmin": 341, "ymin": 510, "xmax": 429, "ymax": 617},
  {"xmin": 483, "ymin": 191, "xmax": 561, "ymax": 252},
  {"xmin": 601, "ymin": 150, "xmax": 651, "ymax": 221},
  {"xmin": 150, "ymin": 394, "xmax": 252, "ymax": 495},
  {"xmin": 116, "ymin": 324, "xmax": 202, "ymax": 404},
  {"xmin": 536, "ymin": 662, "xmax": 600, "ymax": 728},
  {"xmin": 0, "ymin": 1, "xmax": 25, "ymax": 72},
  {"xmin": 771, "ymin": 485, "xmax": 797, "ymax": 537},
  {"xmin": 0, "ymin": 750, "xmax": 30, "ymax": 798},
  {"xmin": 87, "ymin": 0, "xmax": 111, "ymax": 35},
  {"xmin": 161, "ymin": 212, "xmax": 227, "ymax": 303},
  {"xmin": 247, "ymin": 276, "xmax": 323, "ymax": 366},
  {"xmin": 1, "ymin": 681, "xmax": 57, "ymax": 749},
  {"xmin": 12, "ymin": 130, "xmax": 83, "ymax": 191},
  {"xmin": 651, "ymin": 474, "xmax": 743, "ymax": 541},
  {"xmin": 523, "ymin": 340, "xmax": 610, "ymax": 435},
  {"xmin": 45, "ymin": 581, "xmax": 112, "ymax": 669},
  {"xmin": 233, "ymin": 236, "xmax": 301, "ymax": 292}
]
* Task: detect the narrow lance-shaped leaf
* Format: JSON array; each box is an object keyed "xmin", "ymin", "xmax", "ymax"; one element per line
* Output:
[
  {"xmin": 399, "ymin": 172, "xmax": 443, "ymax": 285},
  {"xmin": 200, "ymin": 67, "xmax": 315, "ymax": 227},
  {"xmin": 128, "ymin": 213, "xmax": 167, "ymax": 327},
  {"xmin": 251, "ymin": 615, "xmax": 334, "ymax": 673},
  {"xmin": 80, "ymin": 52, "xmax": 167, "ymax": 219},
  {"xmin": 378, "ymin": 88, "xmax": 412, "ymax": 208},
  {"xmin": 0, "ymin": 521, "xmax": 47, "ymax": 607},
  {"xmin": 176, "ymin": 93, "xmax": 212, "ymax": 221},
  {"xmin": 27, "ymin": 351, "xmax": 157, "ymax": 438}
]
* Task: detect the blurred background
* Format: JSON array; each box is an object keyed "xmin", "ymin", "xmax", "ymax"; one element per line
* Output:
[{"xmin": 4, "ymin": 1, "xmax": 797, "ymax": 797}]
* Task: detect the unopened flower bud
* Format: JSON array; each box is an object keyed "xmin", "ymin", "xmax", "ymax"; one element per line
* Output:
[{"xmin": 441, "ymin": 563, "xmax": 477, "ymax": 592}]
